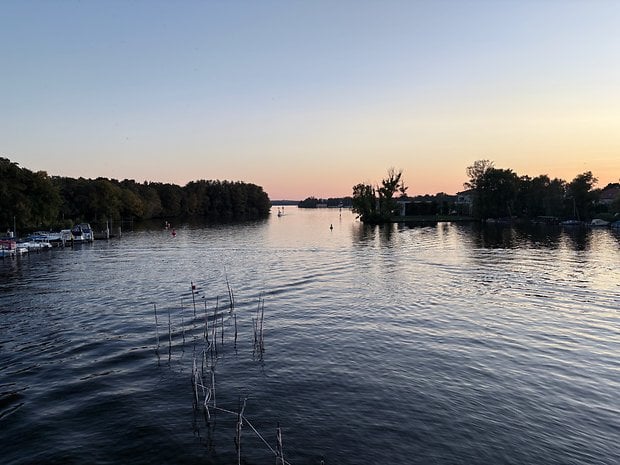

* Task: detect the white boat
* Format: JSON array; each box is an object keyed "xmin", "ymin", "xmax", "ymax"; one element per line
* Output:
[
  {"xmin": 590, "ymin": 219, "xmax": 610, "ymax": 227},
  {"xmin": 0, "ymin": 239, "xmax": 17, "ymax": 258},
  {"xmin": 30, "ymin": 230, "xmax": 72, "ymax": 245},
  {"xmin": 18, "ymin": 240, "xmax": 53, "ymax": 251},
  {"xmin": 71, "ymin": 223, "xmax": 94, "ymax": 242},
  {"xmin": 560, "ymin": 219, "xmax": 583, "ymax": 227}
]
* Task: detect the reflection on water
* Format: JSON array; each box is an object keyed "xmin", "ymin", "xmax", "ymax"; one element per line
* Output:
[{"xmin": 1, "ymin": 209, "xmax": 619, "ymax": 465}]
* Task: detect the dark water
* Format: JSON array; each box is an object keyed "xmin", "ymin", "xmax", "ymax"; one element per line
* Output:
[{"xmin": 1, "ymin": 209, "xmax": 619, "ymax": 464}]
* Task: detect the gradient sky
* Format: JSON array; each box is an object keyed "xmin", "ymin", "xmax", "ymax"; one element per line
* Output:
[{"xmin": 2, "ymin": 1, "xmax": 619, "ymax": 199}]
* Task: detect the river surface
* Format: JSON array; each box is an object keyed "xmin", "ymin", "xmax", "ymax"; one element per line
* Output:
[{"xmin": 1, "ymin": 208, "xmax": 619, "ymax": 465}]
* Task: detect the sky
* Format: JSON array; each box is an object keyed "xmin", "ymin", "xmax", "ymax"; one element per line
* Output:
[{"xmin": 1, "ymin": 0, "xmax": 619, "ymax": 200}]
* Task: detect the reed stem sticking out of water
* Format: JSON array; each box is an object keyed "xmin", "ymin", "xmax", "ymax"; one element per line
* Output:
[
  {"xmin": 221, "ymin": 309, "xmax": 224, "ymax": 346},
  {"xmin": 226, "ymin": 277, "xmax": 235, "ymax": 314},
  {"xmin": 168, "ymin": 309, "xmax": 172, "ymax": 355},
  {"xmin": 253, "ymin": 294, "xmax": 266, "ymax": 357},
  {"xmin": 204, "ymin": 299, "xmax": 209, "ymax": 344},
  {"xmin": 153, "ymin": 303, "xmax": 159, "ymax": 348},
  {"xmin": 235, "ymin": 396, "xmax": 247, "ymax": 465},
  {"xmin": 212, "ymin": 296, "xmax": 218, "ymax": 355},
  {"xmin": 181, "ymin": 305, "xmax": 186, "ymax": 346},
  {"xmin": 259, "ymin": 298, "xmax": 265, "ymax": 352},
  {"xmin": 191, "ymin": 281, "xmax": 197, "ymax": 317},
  {"xmin": 276, "ymin": 422, "xmax": 285, "ymax": 465},
  {"xmin": 234, "ymin": 313, "xmax": 238, "ymax": 348},
  {"xmin": 192, "ymin": 354, "xmax": 200, "ymax": 408},
  {"xmin": 210, "ymin": 365, "xmax": 216, "ymax": 409}
]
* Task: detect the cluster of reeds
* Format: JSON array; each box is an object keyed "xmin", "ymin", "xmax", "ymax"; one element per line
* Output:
[{"xmin": 153, "ymin": 280, "xmax": 299, "ymax": 465}]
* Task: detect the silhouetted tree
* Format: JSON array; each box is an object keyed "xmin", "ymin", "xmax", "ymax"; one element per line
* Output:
[
  {"xmin": 352, "ymin": 168, "xmax": 404, "ymax": 223},
  {"xmin": 566, "ymin": 171, "xmax": 598, "ymax": 220}
]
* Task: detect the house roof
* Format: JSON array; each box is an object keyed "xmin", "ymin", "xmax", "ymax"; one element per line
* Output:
[{"xmin": 600, "ymin": 184, "xmax": 620, "ymax": 202}]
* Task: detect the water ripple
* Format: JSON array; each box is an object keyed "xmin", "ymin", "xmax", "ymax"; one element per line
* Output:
[{"xmin": 1, "ymin": 215, "xmax": 619, "ymax": 465}]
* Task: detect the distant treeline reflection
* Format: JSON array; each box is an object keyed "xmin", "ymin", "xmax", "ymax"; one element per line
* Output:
[{"xmin": 1, "ymin": 157, "xmax": 271, "ymax": 231}]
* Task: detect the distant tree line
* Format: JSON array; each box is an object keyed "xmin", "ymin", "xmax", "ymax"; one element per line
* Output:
[
  {"xmin": 464, "ymin": 159, "xmax": 619, "ymax": 221},
  {"xmin": 1, "ymin": 157, "xmax": 271, "ymax": 232},
  {"xmin": 298, "ymin": 196, "xmax": 353, "ymax": 208},
  {"xmin": 351, "ymin": 163, "xmax": 620, "ymax": 223}
]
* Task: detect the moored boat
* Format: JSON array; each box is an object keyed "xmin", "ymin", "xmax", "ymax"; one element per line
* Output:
[
  {"xmin": 29, "ymin": 230, "xmax": 72, "ymax": 246},
  {"xmin": 560, "ymin": 219, "xmax": 584, "ymax": 227},
  {"xmin": 18, "ymin": 240, "xmax": 53, "ymax": 251},
  {"xmin": 71, "ymin": 223, "xmax": 94, "ymax": 242},
  {"xmin": 0, "ymin": 239, "xmax": 17, "ymax": 258},
  {"xmin": 590, "ymin": 219, "xmax": 610, "ymax": 227}
]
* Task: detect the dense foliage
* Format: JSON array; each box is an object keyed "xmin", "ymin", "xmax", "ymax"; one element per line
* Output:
[
  {"xmin": 1, "ymin": 157, "xmax": 271, "ymax": 232},
  {"xmin": 351, "ymin": 163, "xmax": 619, "ymax": 223},
  {"xmin": 352, "ymin": 168, "xmax": 406, "ymax": 223},
  {"xmin": 465, "ymin": 160, "xmax": 618, "ymax": 221}
]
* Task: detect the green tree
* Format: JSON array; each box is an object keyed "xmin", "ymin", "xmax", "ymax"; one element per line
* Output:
[
  {"xmin": 464, "ymin": 159, "xmax": 494, "ymax": 191},
  {"xmin": 29, "ymin": 170, "xmax": 61, "ymax": 227},
  {"xmin": 0, "ymin": 156, "xmax": 268, "ymax": 228},
  {"xmin": 466, "ymin": 161, "xmax": 519, "ymax": 220},
  {"xmin": 566, "ymin": 171, "xmax": 598, "ymax": 220},
  {"xmin": 352, "ymin": 168, "xmax": 404, "ymax": 223},
  {"xmin": 352, "ymin": 183, "xmax": 376, "ymax": 221},
  {"xmin": 377, "ymin": 168, "xmax": 403, "ymax": 217},
  {"xmin": 1, "ymin": 158, "xmax": 61, "ymax": 231},
  {"xmin": 516, "ymin": 175, "xmax": 566, "ymax": 218},
  {"xmin": 153, "ymin": 183, "xmax": 184, "ymax": 217}
]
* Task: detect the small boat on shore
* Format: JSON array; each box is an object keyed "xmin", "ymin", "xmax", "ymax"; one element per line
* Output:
[{"xmin": 590, "ymin": 219, "xmax": 610, "ymax": 227}]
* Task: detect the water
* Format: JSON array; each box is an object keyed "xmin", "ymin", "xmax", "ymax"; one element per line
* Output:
[{"xmin": 1, "ymin": 209, "xmax": 619, "ymax": 464}]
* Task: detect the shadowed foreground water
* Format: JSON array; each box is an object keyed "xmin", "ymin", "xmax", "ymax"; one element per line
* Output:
[{"xmin": 1, "ymin": 209, "xmax": 619, "ymax": 464}]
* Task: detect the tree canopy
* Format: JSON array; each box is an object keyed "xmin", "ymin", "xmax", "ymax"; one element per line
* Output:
[
  {"xmin": 1, "ymin": 157, "xmax": 270, "ymax": 232},
  {"xmin": 352, "ymin": 168, "xmax": 404, "ymax": 223},
  {"xmin": 465, "ymin": 160, "xmax": 606, "ymax": 221}
]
